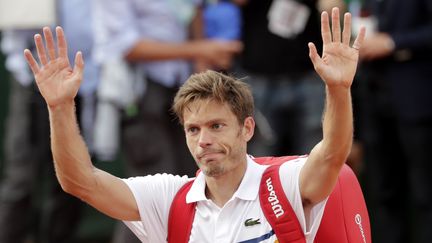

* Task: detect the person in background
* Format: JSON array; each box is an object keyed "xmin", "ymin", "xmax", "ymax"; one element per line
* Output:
[
  {"xmin": 202, "ymin": 0, "xmax": 242, "ymax": 71},
  {"xmin": 62, "ymin": 0, "xmax": 100, "ymax": 156},
  {"xmin": 204, "ymin": 0, "xmax": 242, "ymax": 41},
  {"xmin": 357, "ymin": 0, "xmax": 432, "ymax": 242}
]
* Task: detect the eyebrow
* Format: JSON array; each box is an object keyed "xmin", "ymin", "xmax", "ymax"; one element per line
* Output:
[{"xmin": 184, "ymin": 118, "xmax": 227, "ymax": 128}]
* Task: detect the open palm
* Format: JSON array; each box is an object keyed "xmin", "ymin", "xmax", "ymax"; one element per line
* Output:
[
  {"xmin": 309, "ymin": 8, "xmax": 365, "ymax": 88},
  {"xmin": 24, "ymin": 27, "xmax": 83, "ymax": 107}
]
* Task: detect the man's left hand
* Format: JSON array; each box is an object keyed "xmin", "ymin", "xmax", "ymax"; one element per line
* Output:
[{"xmin": 308, "ymin": 7, "xmax": 366, "ymax": 89}]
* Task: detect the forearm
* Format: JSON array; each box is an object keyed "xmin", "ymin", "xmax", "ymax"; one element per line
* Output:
[
  {"xmin": 48, "ymin": 101, "xmax": 96, "ymax": 198},
  {"xmin": 317, "ymin": 0, "xmax": 346, "ymax": 13},
  {"xmin": 49, "ymin": 101, "xmax": 141, "ymax": 220},
  {"xmin": 301, "ymin": 85, "xmax": 353, "ymax": 205},
  {"xmin": 125, "ymin": 40, "xmax": 200, "ymax": 62},
  {"xmin": 321, "ymin": 85, "xmax": 353, "ymax": 164},
  {"xmin": 190, "ymin": 7, "xmax": 204, "ymax": 40}
]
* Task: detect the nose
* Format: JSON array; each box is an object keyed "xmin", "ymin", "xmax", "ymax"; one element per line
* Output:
[{"xmin": 198, "ymin": 129, "xmax": 213, "ymax": 148}]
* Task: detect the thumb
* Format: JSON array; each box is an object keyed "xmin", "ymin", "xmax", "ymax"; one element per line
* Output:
[
  {"xmin": 308, "ymin": 42, "xmax": 324, "ymax": 72},
  {"xmin": 73, "ymin": 51, "xmax": 84, "ymax": 70},
  {"xmin": 72, "ymin": 51, "xmax": 84, "ymax": 84}
]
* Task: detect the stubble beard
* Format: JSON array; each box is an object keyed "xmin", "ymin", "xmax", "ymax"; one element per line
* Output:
[{"xmin": 202, "ymin": 163, "xmax": 225, "ymax": 177}]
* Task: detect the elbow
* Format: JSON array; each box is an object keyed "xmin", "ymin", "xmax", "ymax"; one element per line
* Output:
[
  {"xmin": 123, "ymin": 43, "xmax": 140, "ymax": 63},
  {"xmin": 125, "ymin": 51, "xmax": 138, "ymax": 63},
  {"xmin": 324, "ymin": 144, "xmax": 352, "ymax": 168},
  {"xmin": 319, "ymin": 141, "xmax": 352, "ymax": 168},
  {"xmin": 124, "ymin": 42, "xmax": 147, "ymax": 63},
  {"xmin": 323, "ymin": 135, "xmax": 353, "ymax": 164},
  {"xmin": 58, "ymin": 178, "xmax": 93, "ymax": 202},
  {"xmin": 324, "ymin": 153, "xmax": 349, "ymax": 170}
]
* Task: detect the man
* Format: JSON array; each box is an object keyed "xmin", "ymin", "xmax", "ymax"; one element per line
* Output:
[{"xmin": 23, "ymin": 7, "xmax": 365, "ymax": 242}]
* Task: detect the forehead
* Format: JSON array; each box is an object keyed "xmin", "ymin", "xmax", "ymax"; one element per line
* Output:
[{"xmin": 183, "ymin": 99, "xmax": 237, "ymax": 125}]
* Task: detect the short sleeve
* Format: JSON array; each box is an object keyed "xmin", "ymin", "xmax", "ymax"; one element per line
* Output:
[
  {"xmin": 279, "ymin": 158, "xmax": 328, "ymax": 242},
  {"xmin": 122, "ymin": 173, "xmax": 190, "ymax": 242}
]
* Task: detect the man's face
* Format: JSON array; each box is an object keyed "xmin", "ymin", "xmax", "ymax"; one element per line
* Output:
[{"xmin": 183, "ymin": 99, "xmax": 254, "ymax": 178}]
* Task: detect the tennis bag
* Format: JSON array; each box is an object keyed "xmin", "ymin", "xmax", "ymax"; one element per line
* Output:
[{"xmin": 167, "ymin": 156, "xmax": 371, "ymax": 243}]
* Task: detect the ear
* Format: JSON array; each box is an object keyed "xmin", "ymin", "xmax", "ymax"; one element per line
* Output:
[{"xmin": 242, "ymin": 116, "xmax": 255, "ymax": 142}]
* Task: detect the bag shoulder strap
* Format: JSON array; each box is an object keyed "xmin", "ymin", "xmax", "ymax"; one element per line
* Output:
[
  {"xmin": 259, "ymin": 164, "xmax": 306, "ymax": 243},
  {"xmin": 167, "ymin": 180, "xmax": 196, "ymax": 243},
  {"xmin": 254, "ymin": 155, "xmax": 303, "ymax": 166}
]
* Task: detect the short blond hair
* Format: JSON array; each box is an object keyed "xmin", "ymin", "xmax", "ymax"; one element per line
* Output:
[{"xmin": 172, "ymin": 70, "xmax": 254, "ymax": 125}]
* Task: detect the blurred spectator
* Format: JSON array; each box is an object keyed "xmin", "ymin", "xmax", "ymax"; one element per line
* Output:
[
  {"xmin": 203, "ymin": 0, "xmax": 242, "ymax": 41},
  {"xmin": 0, "ymin": 0, "xmax": 98, "ymax": 242},
  {"xmin": 357, "ymin": 0, "xmax": 432, "ymax": 242},
  {"xmin": 202, "ymin": 0, "xmax": 242, "ymax": 72},
  {"xmin": 61, "ymin": 0, "xmax": 100, "ymax": 156},
  {"xmin": 92, "ymin": 0, "xmax": 242, "ymax": 242},
  {"xmin": 233, "ymin": 0, "xmax": 344, "ymax": 156}
]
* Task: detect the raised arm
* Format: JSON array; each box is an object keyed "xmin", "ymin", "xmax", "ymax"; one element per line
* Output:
[
  {"xmin": 24, "ymin": 27, "xmax": 140, "ymax": 221},
  {"xmin": 299, "ymin": 8, "xmax": 365, "ymax": 206}
]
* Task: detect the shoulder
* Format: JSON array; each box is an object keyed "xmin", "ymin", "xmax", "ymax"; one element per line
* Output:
[
  {"xmin": 123, "ymin": 173, "xmax": 191, "ymax": 200},
  {"xmin": 122, "ymin": 174, "xmax": 192, "ymax": 242},
  {"xmin": 277, "ymin": 156, "xmax": 307, "ymax": 192},
  {"xmin": 279, "ymin": 156, "xmax": 307, "ymax": 175},
  {"xmin": 123, "ymin": 173, "xmax": 192, "ymax": 223}
]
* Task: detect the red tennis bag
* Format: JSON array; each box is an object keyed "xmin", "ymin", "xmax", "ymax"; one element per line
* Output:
[{"xmin": 167, "ymin": 156, "xmax": 371, "ymax": 243}]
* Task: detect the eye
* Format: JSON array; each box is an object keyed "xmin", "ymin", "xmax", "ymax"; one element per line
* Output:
[
  {"xmin": 211, "ymin": 123, "xmax": 224, "ymax": 130},
  {"xmin": 186, "ymin": 126, "xmax": 199, "ymax": 134}
]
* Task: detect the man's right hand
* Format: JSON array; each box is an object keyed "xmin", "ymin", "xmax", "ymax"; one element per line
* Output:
[
  {"xmin": 194, "ymin": 40, "xmax": 243, "ymax": 70},
  {"xmin": 24, "ymin": 26, "xmax": 83, "ymax": 108}
]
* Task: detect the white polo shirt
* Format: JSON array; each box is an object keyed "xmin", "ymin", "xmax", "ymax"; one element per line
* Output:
[{"xmin": 122, "ymin": 156, "xmax": 327, "ymax": 243}]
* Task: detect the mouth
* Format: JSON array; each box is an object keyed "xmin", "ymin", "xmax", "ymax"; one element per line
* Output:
[{"xmin": 197, "ymin": 151, "xmax": 223, "ymax": 161}]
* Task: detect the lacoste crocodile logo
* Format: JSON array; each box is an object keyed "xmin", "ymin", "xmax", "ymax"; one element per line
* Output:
[{"xmin": 244, "ymin": 218, "xmax": 261, "ymax": 227}]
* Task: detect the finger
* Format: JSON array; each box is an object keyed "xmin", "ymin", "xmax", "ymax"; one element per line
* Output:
[
  {"xmin": 24, "ymin": 49, "xmax": 40, "ymax": 75},
  {"xmin": 342, "ymin": 12, "xmax": 352, "ymax": 45},
  {"xmin": 56, "ymin": 26, "xmax": 69, "ymax": 61},
  {"xmin": 331, "ymin": 7, "xmax": 341, "ymax": 42},
  {"xmin": 308, "ymin": 42, "xmax": 324, "ymax": 72},
  {"xmin": 223, "ymin": 40, "xmax": 244, "ymax": 53},
  {"xmin": 35, "ymin": 34, "xmax": 48, "ymax": 65},
  {"xmin": 321, "ymin": 11, "xmax": 331, "ymax": 45},
  {"xmin": 43, "ymin": 27, "xmax": 57, "ymax": 61},
  {"xmin": 220, "ymin": 53, "xmax": 233, "ymax": 69},
  {"xmin": 71, "ymin": 52, "xmax": 84, "ymax": 88},
  {"xmin": 352, "ymin": 26, "xmax": 366, "ymax": 51},
  {"xmin": 72, "ymin": 51, "xmax": 84, "ymax": 82}
]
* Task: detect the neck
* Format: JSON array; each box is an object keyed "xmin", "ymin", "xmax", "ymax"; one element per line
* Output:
[{"xmin": 204, "ymin": 159, "xmax": 247, "ymax": 208}]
